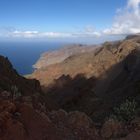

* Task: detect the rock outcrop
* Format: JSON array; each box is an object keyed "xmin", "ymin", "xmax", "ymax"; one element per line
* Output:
[{"xmin": 0, "ymin": 99, "xmax": 103, "ymax": 140}]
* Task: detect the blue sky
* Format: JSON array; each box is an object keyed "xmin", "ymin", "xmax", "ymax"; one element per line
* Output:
[
  {"xmin": 0, "ymin": 0, "xmax": 140, "ymax": 43},
  {"xmin": 0, "ymin": 0, "xmax": 125, "ymax": 31}
]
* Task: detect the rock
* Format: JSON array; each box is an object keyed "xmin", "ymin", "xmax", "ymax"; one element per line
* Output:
[
  {"xmin": 3, "ymin": 118, "xmax": 27, "ymax": 140},
  {"xmin": 0, "ymin": 91, "xmax": 11, "ymax": 99},
  {"xmin": 0, "ymin": 101, "xmax": 62, "ymax": 140},
  {"xmin": 17, "ymin": 103, "xmax": 61, "ymax": 140},
  {"xmin": 130, "ymin": 117, "xmax": 140, "ymax": 131},
  {"xmin": 101, "ymin": 119, "xmax": 123, "ymax": 139},
  {"xmin": 67, "ymin": 111, "xmax": 93, "ymax": 129},
  {"xmin": 48, "ymin": 110, "xmax": 101, "ymax": 140},
  {"xmin": 21, "ymin": 96, "xmax": 33, "ymax": 107},
  {"xmin": 48, "ymin": 109, "xmax": 68, "ymax": 124},
  {"xmin": 123, "ymin": 131, "xmax": 140, "ymax": 140},
  {"xmin": 0, "ymin": 101, "xmax": 16, "ymax": 113}
]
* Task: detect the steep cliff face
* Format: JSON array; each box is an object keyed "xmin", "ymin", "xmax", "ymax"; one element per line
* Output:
[{"xmin": 0, "ymin": 55, "xmax": 42, "ymax": 96}]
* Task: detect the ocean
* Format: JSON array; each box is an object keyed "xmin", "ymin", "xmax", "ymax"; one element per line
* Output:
[{"xmin": 0, "ymin": 42, "xmax": 66, "ymax": 75}]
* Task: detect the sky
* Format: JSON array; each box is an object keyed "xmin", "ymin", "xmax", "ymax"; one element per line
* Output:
[{"xmin": 0, "ymin": 0, "xmax": 140, "ymax": 43}]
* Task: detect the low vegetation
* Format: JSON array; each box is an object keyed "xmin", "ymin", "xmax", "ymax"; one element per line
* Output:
[
  {"xmin": 110, "ymin": 99, "xmax": 138, "ymax": 122},
  {"xmin": 11, "ymin": 85, "xmax": 21, "ymax": 100}
]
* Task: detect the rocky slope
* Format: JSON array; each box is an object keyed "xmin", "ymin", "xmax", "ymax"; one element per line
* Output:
[
  {"xmin": 33, "ymin": 44, "xmax": 99, "ymax": 69},
  {"xmin": 0, "ymin": 55, "xmax": 102, "ymax": 140},
  {"xmin": 30, "ymin": 39, "xmax": 138, "ymax": 87},
  {"xmin": 30, "ymin": 35, "xmax": 140, "ymax": 126},
  {"xmin": 1, "ymin": 35, "xmax": 140, "ymax": 139}
]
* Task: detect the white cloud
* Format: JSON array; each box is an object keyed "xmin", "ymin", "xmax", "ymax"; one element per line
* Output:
[
  {"xmin": 127, "ymin": 0, "xmax": 140, "ymax": 15},
  {"xmin": 0, "ymin": 27, "xmax": 101, "ymax": 39},
  {"xmin": 11, "ymin": 31, "xmax": 71, "ymax": 38},
  {"xmin": 103, "ymin": 0, "xmax": 140, "ymax": 35},
  {"xmin": 12, "ymin": 30, "xmax": 39, "ymax": 38},
  {"xmin": 2, "ymin": 30, "xmax": 72, "ymax": 39}
]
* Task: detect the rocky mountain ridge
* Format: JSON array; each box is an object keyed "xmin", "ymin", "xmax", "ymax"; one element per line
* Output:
[
  {"xmin": 29, "ymin": 35, "xmax": 140, "ymax": 136},
  {"xmin": 30, "ymin": 39, "xmax": 137, "ymax": 88},
  {"xmin": 1, "ymin": 35, "xmax": 140, "ymax": 139}
]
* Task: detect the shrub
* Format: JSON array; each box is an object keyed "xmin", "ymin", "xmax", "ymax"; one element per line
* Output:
[
  {"xmin": 11, "ymin": 85, "xmax": 21, "ymax": 100},
  {"xmin": 111, "ymin": 99, "xmax": 137, "ymax": 122}
]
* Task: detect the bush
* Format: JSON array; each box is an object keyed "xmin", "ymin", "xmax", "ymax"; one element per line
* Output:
[
  {"xmin": 11, "ymin": 85, "xmax": 21, "ymax": 100},
  {"xmin": 111, "ymin": 99, "xmax": 137, "ymax": 122}
]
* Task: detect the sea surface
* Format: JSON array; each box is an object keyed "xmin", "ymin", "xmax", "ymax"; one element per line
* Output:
[{"xmin": 0, "ymin": 42, "xmax": 66, "ymax": 75}]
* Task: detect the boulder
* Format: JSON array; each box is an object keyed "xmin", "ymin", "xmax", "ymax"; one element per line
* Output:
[{"xmin": 101, "ymin": 119, "xmax": 123, "ymax": 139}]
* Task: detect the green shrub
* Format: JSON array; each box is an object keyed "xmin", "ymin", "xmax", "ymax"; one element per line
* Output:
[{"xmin": 111, "ymin": 99, "xmax": 137, "ymax": 122}]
